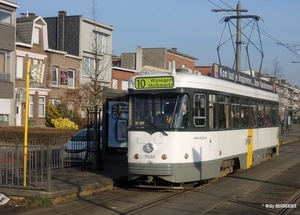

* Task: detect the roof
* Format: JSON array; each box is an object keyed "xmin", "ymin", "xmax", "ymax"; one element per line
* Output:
[
  {"xmin": 167, "ymin": 48, "xmax": 198, "ymax": 60},
  {"xmin": 16, "ymin": 16, "xmax": 36, "ymax": 44}
]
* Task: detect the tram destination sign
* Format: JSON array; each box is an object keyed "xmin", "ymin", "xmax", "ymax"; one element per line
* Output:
[
  {"xmin": 210, "ymin": 63, "xmax": 276, "ymax": 93},
  {"xmin": 134, "ymin": 76, "xmax": 174, "ymax": 89}
]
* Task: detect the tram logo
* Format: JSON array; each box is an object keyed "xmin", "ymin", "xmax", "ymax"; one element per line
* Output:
[{"xmin": 214, "ymin": 64, "xmax": 219, "ymax": 78}]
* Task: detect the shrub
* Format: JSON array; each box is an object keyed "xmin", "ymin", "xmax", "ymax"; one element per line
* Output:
[
  {"xmin": 45, "ymin": 103, "xmax": 63, "ymax": 127},
  {"xmin": 51, "ymin": 117, "xmax": 78, "ymax": 130}
]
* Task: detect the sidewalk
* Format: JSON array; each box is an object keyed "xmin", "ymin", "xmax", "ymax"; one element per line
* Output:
[{"xmin": 1, "ymin": 133, "xmax": 300, "ymax": 205}]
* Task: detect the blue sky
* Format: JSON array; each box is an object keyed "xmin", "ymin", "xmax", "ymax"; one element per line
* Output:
[{"xmin": 14, "ymin": 0, "xmax": 300, "ymax": 85}]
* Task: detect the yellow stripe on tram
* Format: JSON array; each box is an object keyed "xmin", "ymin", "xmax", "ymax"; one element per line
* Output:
[{"xmin": 246, "ymin": 128, "xmax": 253, "ymax": 168}]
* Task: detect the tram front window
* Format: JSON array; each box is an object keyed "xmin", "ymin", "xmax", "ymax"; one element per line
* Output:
[{"xmin": 130, "ymin": 94, "xmax": 189, "ymax": 129}]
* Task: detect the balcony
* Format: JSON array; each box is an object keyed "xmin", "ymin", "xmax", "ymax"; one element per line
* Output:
[{"xmin": 0, "ymin": 72, "xmax": 10, "ymax": 82}]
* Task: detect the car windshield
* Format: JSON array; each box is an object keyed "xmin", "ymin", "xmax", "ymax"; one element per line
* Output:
[{"xmin": 129, "ymin": 93, "xmax": 189, "ymax": 129}]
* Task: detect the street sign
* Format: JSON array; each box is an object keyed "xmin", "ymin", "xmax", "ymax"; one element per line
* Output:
[{"xmin": 30, "ymin": 64, "xmax": 45, "ymax": 83}]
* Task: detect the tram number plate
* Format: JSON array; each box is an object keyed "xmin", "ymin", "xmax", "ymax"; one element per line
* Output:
[{"xmin": 145, "ymin": 155, "xmax": 155, "ymax": 159}]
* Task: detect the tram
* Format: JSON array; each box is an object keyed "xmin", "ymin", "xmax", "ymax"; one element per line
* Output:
[{"xmin": 127, "ymin": 63, "xmax": 279, "ymax": 186}]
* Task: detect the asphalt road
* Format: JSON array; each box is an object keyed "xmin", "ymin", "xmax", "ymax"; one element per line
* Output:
[{"xmin": 7, "ymin": 141, "xmax": 300, "ymax": 215}]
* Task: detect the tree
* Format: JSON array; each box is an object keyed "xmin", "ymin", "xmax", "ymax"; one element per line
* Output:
[
  {"xmin": 269, "ymin": 57, "xmax": 284, "ymax": 80},
  {"xmin": 78, "ymin": 0, "xmax": 113, "ymax": 171}
]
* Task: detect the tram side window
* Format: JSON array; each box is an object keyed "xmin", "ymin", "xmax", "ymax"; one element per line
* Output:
[
  {"xmin": 241, "ymin": 98, "xmax": 249, "ymax": 128},
  {"xmin": 219, "ymin": 95, "xmax": 230, "ymax": 129},
  {"xmin": 209, "ymin": 94, "xmax": 217, "ymax": 130},
  {"xmin": 231, "ymin": 97, "xmax": 240, "ymax": 128},
  {"xmin": 194, "ymin": 93, "xmax": 206, "ymax": 127},
  {"xmin": 250, "ymin": 100, "xmax": 258, "ymax": 127},
  {"xmin": 271, "ymin": 103, "xmax": 278, "ymax": 126},
  {"xmin": 265, "ymin": 102, "xmax": 271, "ymax": 126},
  {"xmin": 258, "ymin": 101, "xmax": 265, "ymax": 126}
]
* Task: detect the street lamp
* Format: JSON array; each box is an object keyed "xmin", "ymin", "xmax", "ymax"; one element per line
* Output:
[{"xmin": 292, "ymin": 61, "xmax": 300, "ymax": 63}]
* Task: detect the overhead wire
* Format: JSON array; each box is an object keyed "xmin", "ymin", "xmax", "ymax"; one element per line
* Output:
[{"xmin": 209, "ymin": 0, "xmax": 300, "ymax": 60}]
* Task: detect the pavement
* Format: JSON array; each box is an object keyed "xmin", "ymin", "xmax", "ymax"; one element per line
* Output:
[{"xmin": 1, "ymin": 133, "xmax": 300, "ymax": 205}]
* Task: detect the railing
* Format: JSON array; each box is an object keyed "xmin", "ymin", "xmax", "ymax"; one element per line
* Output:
[{"xmin": 0, "ymin": 137, "xmax": 78, "ymax": 191}]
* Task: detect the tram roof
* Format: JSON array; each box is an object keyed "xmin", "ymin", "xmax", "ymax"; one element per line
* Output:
[{"xmin": 128, "ymin": 71, "xmax": 278, "ymax": 102}]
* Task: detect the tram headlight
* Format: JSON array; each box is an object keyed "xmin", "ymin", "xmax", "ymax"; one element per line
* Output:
[
  {"xmin": 143, "ymin": 143, "xmax": 154, "ymax": 153},
  {"xmin": 134, "ymin": 154, "xmax": 139, "ymax": 159},
  {"xmin": 184, "ymin": 153, "xmax": 189, "ymax": 159},
  {"xmin": 161, "ymin": 154, "xmax": 167, "ymax": 160}
]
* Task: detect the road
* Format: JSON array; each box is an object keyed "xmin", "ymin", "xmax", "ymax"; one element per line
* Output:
[{"xmin": 11, "ymin": 141, "xmax": 300, "ymax": 215}]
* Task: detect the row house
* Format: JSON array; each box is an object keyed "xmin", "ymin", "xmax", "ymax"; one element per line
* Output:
[
  {"xmin": 111, "ymin": 56, "xmax": 139, "ymax": 90},
  {"xmin": 14, "ymin": 10, "xmax": 114, "ymax": 126},
  {"xmin": 121, "ymin": 46, "xmax": 198, "ymax": 73},
  {"xmin": 0, "ymin": 0, "xmax": 18, "ymax": 125}
]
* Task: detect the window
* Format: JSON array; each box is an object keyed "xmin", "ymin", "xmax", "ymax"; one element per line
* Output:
[
  {"xmin": 194, "ymin": 93, "xmax": 206, "ymax": 127},
  {"xmin": 82, "ymin": 57, "xmax": 95, "ymax": 77},
  {"xmin": 49, "ymin": 99, "xmax": 61, "ymax": 106},
  {"xmin": 0, "ymin": 52, "xmax": 5, "ymax": 73},
  {"xmin": 258, "ymin": 101, "xmax": 265, "ymax": 126},
  {"xmin": 29, "ymin": 95, "xmax": 34, "ymax": 117},
  {"xmin": 209, "ymin": 94, "xmax": 217, "ymax": 129},
  {"xmin": 39, "ymin": 96, "xmax": 45, "ymax": 117},
  {"xmin": 0, "ymin": 9, "xmax": 12, "ymax": 25},
  {"xmin": 250, "ymin": 100, "xmax": 258, "ymax": 127},
  {"xmin": 33, "ymin": 27, "xmax": 40, "ymax": 44},
  {"xmin": 68, "ymin": 70, "xmax": 74, "ymax": 88},
  {"xmin": 0, "ymin": 114, "xmax": 9, "ymax": 125},
  {"xmin": 112, "ymin": 79, "xmax": 118, "ymax": 89},
  {"xmin": 93, "ymin": 32, "xmax": 107, "ymax": 53},
  {"xmin": 265, "ymin": 102, "xmax": 271, "ymax": 127},
  {"xmin": 52, "ymin": 67, "xmax": 58, "ymax": 85},
  {"xmin": 231, "ymin": 97, "xmax": 240, "ymax": 128},
  {"xmin": 241, "ymin": 98, "xmax": 249, "ymax": 128},
  {"xmin": 271, "ymin": 103, "xmax": 278, "ymax": 126},
  {"xmin": 122, "ymin": 81, "xmax": 128, "ymax": 90},
  {"xmin": 16, "ymin": 56, "xmax": 24, "ymax": 78},
  {"xmin": 219, "ymin": 95, "xmax": 230, "ymax": 129}
]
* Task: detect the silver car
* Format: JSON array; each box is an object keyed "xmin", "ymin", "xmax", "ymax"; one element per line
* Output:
[{"xmin": 63, "ymin": 128, "xmax": 102, "ymax": 163}]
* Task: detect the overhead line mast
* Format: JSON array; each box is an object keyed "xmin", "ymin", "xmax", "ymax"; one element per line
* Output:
[{"xmin": 212, "ymin": 1, "xmax": 248, "ymax": 72}]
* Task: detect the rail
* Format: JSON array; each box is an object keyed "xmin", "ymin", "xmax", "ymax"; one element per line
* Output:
[{"xmin": 0, "ymin": 137, "xmax": 82, "ymax": 191}]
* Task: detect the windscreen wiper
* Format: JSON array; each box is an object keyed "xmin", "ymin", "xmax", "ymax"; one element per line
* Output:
[{"xmin": 134, "ymin": 111, "xmax": 168, "ymax": 136}]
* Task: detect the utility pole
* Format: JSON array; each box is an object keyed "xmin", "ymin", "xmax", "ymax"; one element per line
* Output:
[{"xmin": 212, "ymin": 1, "xmax": 248, "ymax": 71}]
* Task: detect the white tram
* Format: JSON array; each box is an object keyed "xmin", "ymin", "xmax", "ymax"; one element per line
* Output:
[{"xmin": 127, "ymin": 64, "xmax": 279, "ymax": 185}]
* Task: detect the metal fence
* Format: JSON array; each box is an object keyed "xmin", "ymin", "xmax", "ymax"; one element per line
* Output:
[{"xmin": 0, "ymin": 137, "xmax": 76, "ymax": 191}]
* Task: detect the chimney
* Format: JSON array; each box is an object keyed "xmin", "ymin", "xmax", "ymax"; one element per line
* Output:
[
  {"xmin": 136, "ymin": 46, "xmax": 142, "ymax": 72},
  {"xmin": 57, "ymin": 11, "xmax": 66, "ymax": 51}
]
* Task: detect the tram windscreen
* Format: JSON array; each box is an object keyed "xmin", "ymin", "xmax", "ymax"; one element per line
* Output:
[{"xmin": 129, "ymin": 94, "xmax": 189, "ymax": 129}]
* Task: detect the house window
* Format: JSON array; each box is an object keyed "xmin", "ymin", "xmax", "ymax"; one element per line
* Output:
[
  {"xmin": 122, "ymin": 80, "xmax": 128, "ymax": 90},
  {"xmin": 49, "ymin": 99, "xmax": 61, "ymax": 106},
  {"xmin": 0, "ymin": 51, "xmax": 5, "ymax": 73},
  {"xmin": 29, "ymin": 95, "xmax": 34, "ymax": 117},
  {"xmin": 93, "ymin": 31, "xmax": 107, "ymax": 53},
  {"xmin": 17, "ymin": 56, "xmax": 24, "ymax": 78},
  {"xmin": 52, "ymin": 67, "xmax": 58, "ymax": 85},
  {"xmin": 0, "ymin": 9, "xmax": 12, "ymax": 25},
  {"xmin": 39, "ymin": 96, "xmax": 45, "ymax": 117},
  {"xmin": 112, "ymin": 79, "xmax": 118, "ymax": 89},
  {"xmin": 68, "ymin": 70, "xmax": 74, "ymax": 88},
  {"xmin": 82, "ymin": 57, "xmax": 95, "ymax": 77},
  {"xmin": 33, "ymin": 27, "xmax": 40, "ymax": 44}
]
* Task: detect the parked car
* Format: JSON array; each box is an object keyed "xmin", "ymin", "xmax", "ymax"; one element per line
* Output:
[{"xmin": 63, "ymin": 128, "xmax": 102, "ymax": 163}]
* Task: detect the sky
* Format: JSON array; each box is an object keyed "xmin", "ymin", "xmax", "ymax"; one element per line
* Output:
[{"xmin": 14, "ymin": 0, "xmax": 300, "ymax": 85}]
